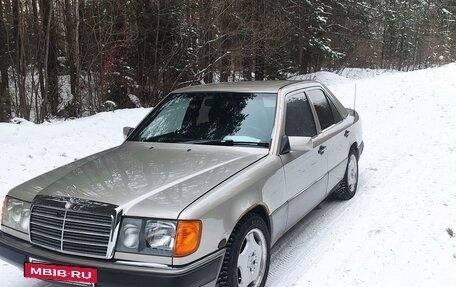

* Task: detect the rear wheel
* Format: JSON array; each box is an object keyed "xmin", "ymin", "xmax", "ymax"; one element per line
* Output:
[
  {"xmin": 216, "ymin": 214, "xmax": 270, "ymax": 287},
  {"xmin": 333, "ymin": 149, "xmax": 359, "ymax": 200}
]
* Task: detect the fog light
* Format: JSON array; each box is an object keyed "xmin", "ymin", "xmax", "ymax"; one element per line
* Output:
[{"xmin": 123, "ymin": 224, "xmax": 140, "ymax": 248}]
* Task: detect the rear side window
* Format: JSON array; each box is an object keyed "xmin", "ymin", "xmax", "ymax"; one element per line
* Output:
[
  {"xmin": 307, "ymin": 89, "xmax": 335, "ymax": 130},
  {"xmin": 285, "ymin": 93, "xmax": 317, "ymax": 137},
  {"xmin": 327, "ymin": 97, "xmax": 343, "ymax": 123}
]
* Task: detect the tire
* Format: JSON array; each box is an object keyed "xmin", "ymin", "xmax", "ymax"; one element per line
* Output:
[
  {"xmin": 216, "ymin": 213, "xmax": 271, "ymax": 287},
  {"xmin": 333, "ymin": 149, "xmax": 359, "ymax": 200}
]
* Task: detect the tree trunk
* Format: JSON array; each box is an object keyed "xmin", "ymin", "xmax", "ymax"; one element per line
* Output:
[
  {"xmin": 254, "ymin": 0, "xmax": 265, "ymax": 81},
  {"xmin": 65, "ymin": 0, "xmax": 81, "ymax": 117},
  {"xmin": 0, "ymin": 0, "xmax": 11, "ymax": 122},
  {"xmin": 13, "ymin": 0, "xmax": 29, "ymax": 120},
  {"xmin": 41, "ymin": 0, "xmax": 59, "ymax": 116},
  {"xmin": 31, "ymin": 0, "xmax": 45, "ymax": 122},
  {"xmin": 201, "ymin": 0, "xmax": 213, "ymax": 84}
]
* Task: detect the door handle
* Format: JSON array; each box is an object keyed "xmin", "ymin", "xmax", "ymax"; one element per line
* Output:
[
  {"xmin": 344, "ymin": 130, "xmax": 350, "ymax": 138},
  {"xmin": 318, "ymin": 145, "xmax": 327, "ymax": 155}
]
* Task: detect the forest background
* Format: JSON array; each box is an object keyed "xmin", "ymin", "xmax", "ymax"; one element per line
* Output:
[{"xmin": 0, "ymin": 0, "xmax": 454, "ymax": 123}]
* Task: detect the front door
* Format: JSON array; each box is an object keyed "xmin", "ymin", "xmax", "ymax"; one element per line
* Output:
[{"xmin": 280, "ymin": 91, "xmax": 328, "ymax": 230}]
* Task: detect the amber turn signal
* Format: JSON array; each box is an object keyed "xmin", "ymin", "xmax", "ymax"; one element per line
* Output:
[
  {"xmin": 1, "ymin": 196, "xmax": 8, "ymax": 225},
  {"xmin": 174, "ymin": 220, "xmax": 202, "ymax": 257}
]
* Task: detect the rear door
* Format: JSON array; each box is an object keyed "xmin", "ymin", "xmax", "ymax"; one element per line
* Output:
[{"xmin": 306, "ymin": 88, "xmax": 351, "ymax": 194}]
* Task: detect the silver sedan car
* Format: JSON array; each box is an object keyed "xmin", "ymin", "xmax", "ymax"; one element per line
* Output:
[{"xmin": 0, "ymin": 80, "xmax": 363, "ymax": 287}]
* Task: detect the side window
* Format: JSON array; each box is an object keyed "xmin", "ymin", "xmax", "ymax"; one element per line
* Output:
[
  {"xmin": 285, "ymin": 93, "xmax": 317, "ymax": 137},
  {"xmin": 327, "ymin": 96, "xmax": 343, "ymax": 123},
  {"xmin": 307, "ymin": 89, "xmax": 335, "ymax": 130}
]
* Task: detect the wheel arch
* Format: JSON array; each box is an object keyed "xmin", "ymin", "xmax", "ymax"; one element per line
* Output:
[
  {"xmin": 350, "ymin": 141, "xmax": 359, "ymax": 157},
  {"xmin": 219, "ymin": 203, "xmax": 272, "ymax": 249}
]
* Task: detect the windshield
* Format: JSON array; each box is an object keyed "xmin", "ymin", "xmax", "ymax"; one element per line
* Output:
[{"xmin": 130, "ymin": 92, "xmax": 277, "ymax": 147}]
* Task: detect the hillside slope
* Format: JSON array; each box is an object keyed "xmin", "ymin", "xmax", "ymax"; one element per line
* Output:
[{"xmin": 1, "ymin": 64, "xmax": 456, "ymax": 286}]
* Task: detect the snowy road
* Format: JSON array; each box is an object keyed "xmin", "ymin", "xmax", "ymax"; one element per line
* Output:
[{"xmin": 1, "ymin": 64, "xmax": 456, "ymax": 286}]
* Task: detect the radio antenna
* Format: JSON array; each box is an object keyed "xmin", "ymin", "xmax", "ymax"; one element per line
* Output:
[{"xmin": 353, "ymin": 83, "xmax": 357, "ymax": 116}]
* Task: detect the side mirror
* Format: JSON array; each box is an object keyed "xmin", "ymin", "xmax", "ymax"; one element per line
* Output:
[
  {"xmin": 123, "ymin": 127, "xmax": 134, "ymax": 139},
  {"xmin": 288, "ymin": 136, "xmax": 313, "ymax": 151}
]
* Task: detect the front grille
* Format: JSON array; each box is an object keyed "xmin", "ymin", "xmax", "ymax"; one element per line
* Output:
[{"xmin": 30, "ymin": 204, "xmax": 115, "ymax": 259}]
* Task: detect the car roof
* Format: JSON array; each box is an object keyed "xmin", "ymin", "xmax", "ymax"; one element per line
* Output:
[{"xmin": 171, "ymin": 80, "xmax": 321, "ymax": 94}]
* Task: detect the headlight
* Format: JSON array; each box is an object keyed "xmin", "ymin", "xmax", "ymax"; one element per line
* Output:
[
  {"xmin": 1, "ymin": 196, "xmax": 31, "ymax": 234},
  {"xmin": 145, "ymin": 220, "xmax": 175, "ymax": 251},
  {"xmin": 116, "ymin": 218, "xmax": 201, "ymax": 257},
  {"xmin": 116, "ymin": 218, "xmax": 176, "ymax": 256}
]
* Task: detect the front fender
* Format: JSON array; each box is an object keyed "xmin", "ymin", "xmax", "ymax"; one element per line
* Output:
[{"xmin": 174, "ymin": 155, "xmax": 285, "ymax": 266}]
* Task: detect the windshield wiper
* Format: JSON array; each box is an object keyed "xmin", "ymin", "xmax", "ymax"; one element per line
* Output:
[
  {"xmin": 185, "ymin": 139, "xmax": 269, "ymax": 148},
  {"xmin": 142, "ymin": 132, "xmax": 191, "ymax": 143},
  {"xmin": 231, "ymin": 141, "xmax": 270, "ymax": 147}
]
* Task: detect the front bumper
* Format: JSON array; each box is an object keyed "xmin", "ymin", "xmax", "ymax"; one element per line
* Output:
[{"xmin": 0, "ymin": 231, "xmax": 224, "ymax": 287}]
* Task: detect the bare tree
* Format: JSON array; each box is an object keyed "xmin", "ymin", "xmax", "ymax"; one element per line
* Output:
[{"xmin": 0, "ymin": 0, "xmax": 11, "ymax": 121}]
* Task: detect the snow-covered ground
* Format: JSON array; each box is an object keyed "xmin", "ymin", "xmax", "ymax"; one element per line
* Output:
[{"xmin": 1, "ymin": 64, "xmax": 456, "ymax": 286}]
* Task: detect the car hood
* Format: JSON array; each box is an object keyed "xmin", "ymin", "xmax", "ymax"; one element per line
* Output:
[{"xmin": 8, "ymin": 142, "xmax": 267, "ymax": 218}]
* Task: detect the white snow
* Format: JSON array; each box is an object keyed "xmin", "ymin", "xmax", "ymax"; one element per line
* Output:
[
  {"xmin": 338, "ymin": 68, "xmax": 399, "ymax": 80},
  {"xmin": 267, "ymin": 63, "xmax": 456, "ymax": 287},
  {"xmin": 1, "ymin": 64, "xmax": 456, "ymax": 286},
  {"xmin": 442, "ymin": 8, "xmax": 452, "ymax": 15},
  {"xmin": 289, "ymin": 70, "xmax": 352, "ymax": 85},
  {"xmin": 0, "ymin": 109, "xmax": 150, "ymax": 194}
]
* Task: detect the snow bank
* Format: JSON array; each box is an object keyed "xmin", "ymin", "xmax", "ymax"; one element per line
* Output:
[
  {"xmin": 289, "ymin": 71, "xmax": 352, "ymax": 86},
  {"xmin": 338, "ymin": 67, "xmax": 400, "ymax": 80},
  {"xmin": 267, "ymin": 63, "xmax": 456, "ymax": 287},
  {"xmin": 1, "ymin": 63, "xmax": 456, "ymax": 286},
  {"xmin": 0, "ymin": 108, "xmax": 151, "ymax": 194}
]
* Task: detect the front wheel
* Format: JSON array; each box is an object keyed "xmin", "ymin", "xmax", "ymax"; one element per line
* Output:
[
  {"xmin": 216, "ymin": 214, "xmax": 270, "ymax": 287},
  {"xmin": 333, "ymin": 149, "xmax": 359, "ymax": 200}
]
